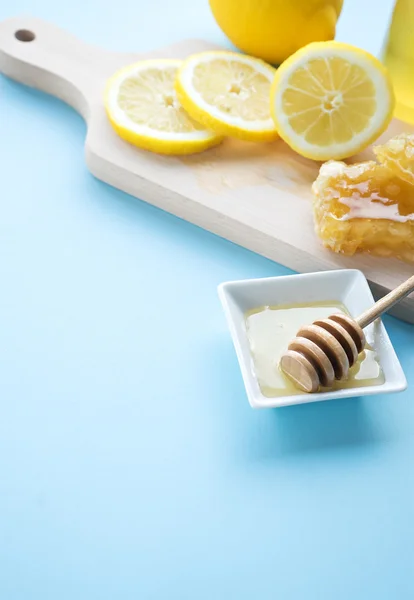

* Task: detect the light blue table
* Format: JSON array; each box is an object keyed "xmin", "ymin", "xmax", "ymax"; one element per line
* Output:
[{"xmin": 0, "ymin": 1, "xmax": 413, "ymax": 598}]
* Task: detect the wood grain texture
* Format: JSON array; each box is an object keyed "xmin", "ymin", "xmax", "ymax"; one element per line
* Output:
[{"xmin": 1, "ymin": 15, "xmax": 413, "ymax": 322}]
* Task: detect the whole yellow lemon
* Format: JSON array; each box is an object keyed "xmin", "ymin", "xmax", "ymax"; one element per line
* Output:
[{"xmin": 209, "ymin": 0, "xmax": 344, "ymax": 65}]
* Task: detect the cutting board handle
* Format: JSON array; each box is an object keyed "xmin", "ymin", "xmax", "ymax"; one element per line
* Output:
[{"xmin": 0, "ymin": 16, "xmax": 105, "ymax": 120}]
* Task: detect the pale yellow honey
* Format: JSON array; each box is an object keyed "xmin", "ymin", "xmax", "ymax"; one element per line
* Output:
[{"xmin": 245, "ymin": 302, "xmax": 384, "ymax": 397}]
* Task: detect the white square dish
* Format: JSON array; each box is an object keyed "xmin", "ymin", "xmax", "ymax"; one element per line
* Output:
[{"xmin": 218, "ymin": 269, "xmax": 407, "ymax": 408}]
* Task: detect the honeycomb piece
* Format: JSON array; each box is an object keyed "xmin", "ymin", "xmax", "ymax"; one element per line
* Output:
[
  {"xmin": 312, "ymin": 160, "xmax": 414, "ymax": 262},
  {"xmin": 374, "ymin": 132, "xmax": 414, "ymax": 185}
]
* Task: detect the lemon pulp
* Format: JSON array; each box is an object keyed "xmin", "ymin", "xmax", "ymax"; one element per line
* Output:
[
  {"xmin": 176, "ymin": 51, "xmax": 278, "ymax": 142},
  {"xmin": 271, "ymin": 42, "xmax": 395, "ymax": 160},
  {"xmin": 105, "ymin": 59, "xmax": 222, "ymax": 155}
]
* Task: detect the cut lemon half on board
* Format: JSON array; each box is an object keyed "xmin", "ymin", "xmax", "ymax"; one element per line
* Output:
[
  {"xmin": 176, "ymin": 51, "xmax": 278, "ymax": 142},
  {"xmin": 270, "ymin": 42, "xmax": 395, "ymax": 160},
  {"xmin": 105, "ymin": 59, "xmax": 222, "ymax": 155}
]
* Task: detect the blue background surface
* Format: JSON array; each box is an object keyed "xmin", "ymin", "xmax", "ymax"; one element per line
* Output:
[{"xmin": 0, "ymin": 1, "xmax": 413, "ymax": 598}]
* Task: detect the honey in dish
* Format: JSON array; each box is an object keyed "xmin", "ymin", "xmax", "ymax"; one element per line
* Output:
[
  {"xmin": 313, "ymin": 132, "xmax": 414, "ymax": 263},
  {"xmin": 245, "ymin": 302, "xmax": 384, "ymax": 398}
]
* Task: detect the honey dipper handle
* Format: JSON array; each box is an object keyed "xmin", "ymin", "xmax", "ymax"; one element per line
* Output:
[{"xmin": 357, "ymin": 275, "xmax": 414, "ymax": 329}]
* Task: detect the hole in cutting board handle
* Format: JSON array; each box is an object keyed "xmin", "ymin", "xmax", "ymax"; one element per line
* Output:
[{"xmin": 15, "ymin": 30, "xmax": 35, "ymax": 42}]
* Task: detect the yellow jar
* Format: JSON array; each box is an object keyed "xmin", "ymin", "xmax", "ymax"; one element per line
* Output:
[{"xmin": 383, "ymin": 0, "xmax": 414, "ymax": 124}]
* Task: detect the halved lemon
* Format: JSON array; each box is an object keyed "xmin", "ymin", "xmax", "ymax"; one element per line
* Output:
[
  {"xmin": 176, "ymin": 51, "xmax": 278, "ymax": 142},
  {"xmin": 105, "ymin": 59, "xmax": 222, "ymax": 155},
  {"xmin": 270, "ymin": 42, "xmax": 395, "ymax": 160}
]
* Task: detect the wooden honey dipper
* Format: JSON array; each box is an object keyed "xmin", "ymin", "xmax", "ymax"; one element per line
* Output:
[{"xmin": 280, "ymin": 275, "xmax": 414, "ymax": 393}]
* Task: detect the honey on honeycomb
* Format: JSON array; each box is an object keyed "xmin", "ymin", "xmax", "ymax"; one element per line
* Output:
[
  {"xmin": 374, "ymin": 133, "xmax": 414, "ymax": 185},
  {"xmin": 312, "ymin": 134, "xmax": 414, "ymax": 262}
]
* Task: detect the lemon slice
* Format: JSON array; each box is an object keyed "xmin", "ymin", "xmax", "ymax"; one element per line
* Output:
[
  {"xmin": 176, "ymin": 51, "xmax": 278, "ymax": 142},
  {"xmin": 105, "ymin": 59, "xmax": 222, "ymax": 155},
  {"xmin": 270, "ymin": 42, "xmax": 395, "ymax": 160}
]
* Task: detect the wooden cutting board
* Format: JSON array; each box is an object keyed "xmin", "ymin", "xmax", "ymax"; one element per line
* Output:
[{"xmin": 1, "ymin": 16, "xmax": 413, "ymax": 323}]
